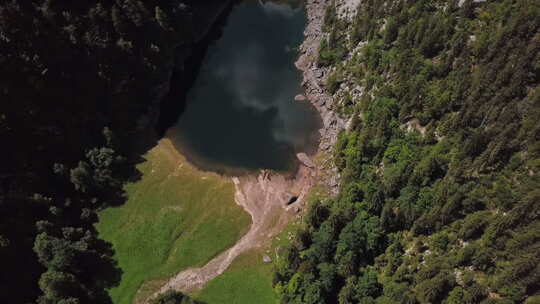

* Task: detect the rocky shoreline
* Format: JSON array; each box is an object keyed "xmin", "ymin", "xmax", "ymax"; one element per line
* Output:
[{"xmin": 296, "ymin": 0, "xmax": 346, "ymax": 193}]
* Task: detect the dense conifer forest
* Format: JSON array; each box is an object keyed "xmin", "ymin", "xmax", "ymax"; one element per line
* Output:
[
  {"xmin": 274, "ymin": 0, "xmax": 540, "ymax": 303},
  {"xmin": 0, "ymin": 1, "xmax": 218, "ymax": 303}
]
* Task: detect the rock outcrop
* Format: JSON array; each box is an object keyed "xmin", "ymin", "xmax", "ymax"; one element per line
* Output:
[{"xmin": 296, "ymin": 0, "xmax": 346, "ymax": 193}]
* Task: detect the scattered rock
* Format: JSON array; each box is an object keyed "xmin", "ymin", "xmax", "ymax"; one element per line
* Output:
[
  {"xmin": 295, "ymin": 0, "xmax": 347, "ymax": 194},
  {"xmin": 294, "ymin": 94, "xmax": 307, "ymax": 101},
  {"xmin": 297, "ymin": 153, "xmax": 316, "ymax": 168},
  {"xmin": 345, "ymin": 117, "xmax": 354, "ymax": 130},
  {"xmin": 401, "ymin": 118, "xmax": 427, "ymax": 136},
  {"xmin": 458, "ymin": 0, "xmax": 487, "ymax": 7},
  {"xmin": 455, "ymin": 269, "xmax": 464, "ymax": 286},
  {"xmin": 263, "ymin": 255, "xmax": 272, "ymax": 263}
]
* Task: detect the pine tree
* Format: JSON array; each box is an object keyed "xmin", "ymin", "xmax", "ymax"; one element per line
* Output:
[{"xmin": 155, "ymin": 6, "xmax": 171, "ymax": 31}]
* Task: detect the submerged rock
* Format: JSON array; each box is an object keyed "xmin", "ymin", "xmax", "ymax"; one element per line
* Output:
[{"xmin": 294, "ymin": 94, "xmax": 307, "ymax": 101}]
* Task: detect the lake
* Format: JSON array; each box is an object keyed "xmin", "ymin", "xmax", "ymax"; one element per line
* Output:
[{"xmin": 167, "ymin": 0, "xmax": 320, "ymax": 174}]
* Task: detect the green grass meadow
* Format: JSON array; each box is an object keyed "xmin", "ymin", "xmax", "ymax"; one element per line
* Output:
[
  {"xmin": 194, "ymin": 249, "xmax": 278, "ymax": 304},
  {"xmin": 193, "ymin": 215, "xmax": 308, "ymax": 304},
  {"xmin": 96, "ymin": 139, "xmax": 251, "ymax": 304}
]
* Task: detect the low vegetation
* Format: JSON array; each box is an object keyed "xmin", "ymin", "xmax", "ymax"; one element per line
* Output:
[{"xmin": 151, "ymin": 290, "xmax": 200, "ymax": 304}]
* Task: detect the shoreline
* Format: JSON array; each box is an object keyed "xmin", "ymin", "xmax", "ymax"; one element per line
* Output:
[
  {"xmin": 148, "ymin": 0, "xmax": 343, "ymax": 299},
  {"xmin": 296, "ymin": 0, "xmax": 346, "ymax": 194}
]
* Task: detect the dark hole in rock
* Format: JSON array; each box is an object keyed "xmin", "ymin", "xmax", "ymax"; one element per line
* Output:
[{"xmin": 287, "ymin": 196, "xmax": 299, "ymax": 205}]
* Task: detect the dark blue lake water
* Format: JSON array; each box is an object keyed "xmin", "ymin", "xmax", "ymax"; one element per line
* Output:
[{"xmin": 168, "ymin": 0, "xmax": 320, "ymax": 174}]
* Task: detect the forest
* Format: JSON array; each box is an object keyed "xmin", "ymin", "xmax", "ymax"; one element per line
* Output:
[
  {"xmin": 1, "ymin": 0, "xmax": 539, "ymax": 303},
  {"xmin": 275, "ymin": 0, "xmax": 540, "ymax": 303},
  {"xmin": 0, "ymin": 0, "xmax": 221, "ymax": 303}
]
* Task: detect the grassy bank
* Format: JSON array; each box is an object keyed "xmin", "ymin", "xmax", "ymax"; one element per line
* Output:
[
  {"xmin": 96, "ymin": 139, "xmax": 251, "ymax": 304},
  {"xmin": 192, "ymin": 184, "xmax": 329, "ymax": 304},
  {"xmin": 194, "ymin": 217, "xmax": 311, "ymax": 304},
  {"xmin": 194, "ymin": 249, "xmax": 277, "ymax": 304}
]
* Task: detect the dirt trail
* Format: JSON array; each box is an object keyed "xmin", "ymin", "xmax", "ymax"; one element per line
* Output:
[{"xmin": 146, "ymin": 163, "xmax": 316, "ymax": 300}]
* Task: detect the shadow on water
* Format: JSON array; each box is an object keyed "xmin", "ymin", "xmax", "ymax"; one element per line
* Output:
[
  {"xmin": 157, "ymin": 2, "xmax": 235, "ymax": 136},
  {"xmin": 164, "ymin": 0, "xmax": 322, "ymax": 176}
]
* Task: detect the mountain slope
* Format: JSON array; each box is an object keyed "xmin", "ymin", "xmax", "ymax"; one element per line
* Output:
[{"xmin": 275, "ymin": 0, "xmax": 540, "ymax": 303}]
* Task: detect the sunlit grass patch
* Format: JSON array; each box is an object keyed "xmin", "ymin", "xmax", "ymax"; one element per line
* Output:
[
  {"xmin": 96, "ymin": 139, "xmax": 250, "ymax": 304},
  {"xmin": 194, "ymin": 249, "xmax": 277, "ymax": 304}
]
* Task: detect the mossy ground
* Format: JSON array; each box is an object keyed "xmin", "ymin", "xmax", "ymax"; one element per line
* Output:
[{"xmin": 96, "ymin": 139, "xmax": 251, "ymax": 304}]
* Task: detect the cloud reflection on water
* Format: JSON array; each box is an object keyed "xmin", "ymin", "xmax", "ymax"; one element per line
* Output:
[{"xmin": 170, "ymin": 0, "xmax": 320, "ymax": 172}]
